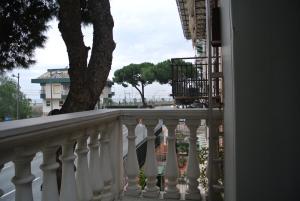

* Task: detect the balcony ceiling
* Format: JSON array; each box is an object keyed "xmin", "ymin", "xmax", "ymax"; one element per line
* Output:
[{"xmin": 176, "ymin": 0, "xmax": 207, "ymax": 42}]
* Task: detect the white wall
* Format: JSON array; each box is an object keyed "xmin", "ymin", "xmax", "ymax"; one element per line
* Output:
[
  {"xmin": 44, "ymin": 83, "xmax": 63, "ymax": 99},
  {"xmin": 41, "ymin": 84, "xmax": 111, "ymax": 113},
  {"xmin": 42, "ymin": 99, "xmax": 62, "ymax": 115},
  {"xmin": 222, "ymin": 1, "xmax": 300, "ymax": 201},
  {"xmin": 99, "ymin": 86, "xmax": 112, "ymax": 104}
]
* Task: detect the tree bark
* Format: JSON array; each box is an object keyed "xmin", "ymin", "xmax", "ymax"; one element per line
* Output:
[
  {"xmin": 141, "ymin": 84, "xmax": 146, "ymax": 107},
  {"xmin": 58, "ymin": 0, "xmax": 115, "ymax": 113},
  {"xmin": 133, "ymin": 85, "xmax": 147, "ymax": 107}
]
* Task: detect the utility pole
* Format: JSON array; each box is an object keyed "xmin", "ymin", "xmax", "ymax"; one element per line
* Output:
[{"xmin": 12, "ymin": 73, "xmax": 20, "ymax": 120}]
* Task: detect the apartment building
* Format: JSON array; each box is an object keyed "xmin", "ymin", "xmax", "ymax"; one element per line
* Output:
[{"xmin": 31, "ymin": 68, "xmax": 114, "ymax": 115}]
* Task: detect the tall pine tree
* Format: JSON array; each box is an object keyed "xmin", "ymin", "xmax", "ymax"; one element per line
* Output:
[
  {"xmin": 0, "ymin": 0, "xmax": 57, "ymax": 72},
  {"xmin": 0, "ymin": 0, "xmax": 115, "ymax": 113}
]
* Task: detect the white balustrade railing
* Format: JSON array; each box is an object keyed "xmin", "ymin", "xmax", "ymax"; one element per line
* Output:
[{"xmin": 0, "ymin": 109, "xmax": 222, "ymax": 201}]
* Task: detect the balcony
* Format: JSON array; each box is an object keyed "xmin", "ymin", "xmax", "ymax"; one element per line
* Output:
[
  {"xmin": 0, "ymin": 109, "xmax": 223, "ymax": 201},
  {"xmin": 171, "ymin": 56, "xmax": 222, "ymax": 108},
  {"xmin": 40, "ymin": 90, "xmax": 46, "ymax": 99}
]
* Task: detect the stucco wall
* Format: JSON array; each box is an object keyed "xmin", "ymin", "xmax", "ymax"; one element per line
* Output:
[
  {"xmin": 221, "ymin": 0, "xmax": 300, "ymax": 201},
  {"xmin": 42, "ymin": 99, "xmax": 61, "ymax": 115}
]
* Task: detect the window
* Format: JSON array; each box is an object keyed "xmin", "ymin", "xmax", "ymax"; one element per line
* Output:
[
  {"xmin": 59, "ymin": 100, "xmax": 64, "ymax": 106},
  {"xmin": 46, "ymin": 101, "xmax": 50, "ymax": 106},
  {"xmin": 53, "ymin": 84, "xmax": 61, "ymax": 94}
]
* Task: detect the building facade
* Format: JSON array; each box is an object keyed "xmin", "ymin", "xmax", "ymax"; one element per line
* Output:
[{"xmin": 32, "ymin": 68, "xmax": 114, "ymax": 115}]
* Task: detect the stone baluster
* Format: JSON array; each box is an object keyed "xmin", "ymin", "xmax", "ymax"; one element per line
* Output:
[
  {"xmin": 59, "ymin": 139, "xmax": 78, "ymax": 201},
  {"xmin": 40, "ymin": 145, "xmax": 60, "ymax": 201},
  {"xmin": 12, "ymin": 149, "xmax": 35, "ymax": 201},
  {"xmin": 109, "ymin": 120, "xmax": 124, "ymax": 200},
  {"xmin": 143, "ymin": 123, "xmax": 159, "ymax": 198},
  {"xmin": 76, "ymin": 133, "xmax": 93, "ymax": 201},
  {"xmin": 185, "ymin": 123, "xmax": 201, "ymax": 200},
  {"xmin": 99, "ymin": 124, "xmax": 113, "ymax": 201},
  {"xmin": 124, "ymin": 124, "xmax": 141, "ymax": 196},
  {"xmin": 88, "ymin": 128, "xmax": 103, "ymax": 201},
  {"xmin": 164, "ymin": 123, "xmax": 180, "ymax": 199}
]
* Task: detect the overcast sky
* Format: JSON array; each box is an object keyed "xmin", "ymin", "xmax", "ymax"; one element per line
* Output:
[{"xmin": 8, "ymin": 0, "xmax": 195, "ymax": 102}]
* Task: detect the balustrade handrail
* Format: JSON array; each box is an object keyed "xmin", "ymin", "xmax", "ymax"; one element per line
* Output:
[
  {"xmin": 0, "ymin": 108, "xmax": 220, "ymax": 139},
  {"xmin": 0, "ymin": 108, "xmax": 222, "ymax": 160},
  {"xmin": 0, "ymin": 108, "xmax": 223, "ymax": 201}
]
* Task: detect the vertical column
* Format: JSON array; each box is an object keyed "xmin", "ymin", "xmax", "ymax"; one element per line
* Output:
[
  {"xmin": 88, "ymin": 128, "xmax": 103, "ymax": 201},
  {"xmin": 99, "ymin": 124, "xmax": 113, "ymax": 201},
  {"xmin": 12, "ymin": 150, "xmax": 35, "ymax": 201},
  {"xmin": 109, "ymin": 120, "xmax": 124, "ymax": 200},
  {"xmin": 143, "ymin": 123, "xmax": 159, "ymax": 198},
  {"xmin": 185, "ymin": 123, "xmax": 202, "ymax": 200},
  {"xmin": 59, "ymin": 139, "xmax": 78, "ymax": 201},
  {"xmin": 76, "ymin": 133, "xmax": 93, "ymax": 201},
  {"xmin": 40, "ymin": 145, "xmax": 60, "ymax": 201},
  {"xmin": 164, "ymin": 123, "xmax": 180, "ymax": 199},
  {"xmin": 124, "ymin": 124, "xmax": 141, "ymax": 196},
  {"xmin": 208, "ymin": 120, "xmax": 223, "ymax": 201}
]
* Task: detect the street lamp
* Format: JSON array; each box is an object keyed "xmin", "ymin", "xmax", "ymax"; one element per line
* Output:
[{"xmin": 12, "ymin": 73, "xmax": 20, "ymax": 120}]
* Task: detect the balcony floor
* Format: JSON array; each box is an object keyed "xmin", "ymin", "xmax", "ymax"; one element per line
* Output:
[
  {"xmin": 123, "ymin": 196, "xmax": 187, "ymax": 201},
  {"xmin": 123, "ymin": 192, "xmax": 206, "ymax": 201}
]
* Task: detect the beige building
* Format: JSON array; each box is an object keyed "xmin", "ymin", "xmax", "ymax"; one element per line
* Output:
[{"xmin": 32, "ymin": 68, "xmax": 114, "ymax": 115}]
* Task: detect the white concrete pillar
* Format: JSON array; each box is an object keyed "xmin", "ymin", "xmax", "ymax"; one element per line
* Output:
[
  {"xmin": 12, "ymin": 150, "xmax": 35, "ymax": 201},
  {"xmin": 60, "ymin": 140, "xmax": 78, "ymax": 201},
  {"xmin": 143, "ymin": 124, "xmax": 159, "ymax": 198},
  {"xmin": 109, "ymin": 120, "xmax": 124, "ymax": 200},
  {"xmin": 99, "ymin": 124, "xmax": 113, "ymax": 201},
  {"xmin": 164, "ymin": 123, "xmax": 180, "ymax": 199},
  {"xmin": 185, "ymin": 124, "xmax": 202, "ymax": 200},
  {"xmin": 88, "ymin": 128, "xmax": 103, "ymax": 201},
  {"xmin": 76, "ymin": 134, "xmax": 93, "ymax": 201},
  {"xmin": 40, "ymin": 145, "xmax": 60, "ymax": 201},
  {"xmin": 124, "ymin": 124, "xmax": 141, "ymax": 197}
]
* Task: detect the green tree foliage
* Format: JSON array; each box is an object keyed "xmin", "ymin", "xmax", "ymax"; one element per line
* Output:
[
  {"xmin": 198, "ymin": 146, "xmax": 208, "ymax": 191},
  {"xmin": 154, "ymin": 60, "xmax": 173, "ymax": 84},
  {"xmin": 0, "ymin": 0, "xmax": 57, "ymax": 72},
  {"xmin": 139, "ymin": 168, "xmax": 146, "ymax": 190},
  {"xmin": 113, "ymin": 63, "xmax": 155, "ymax": 107},
  {"xmin": 1, "ymin": 0, "xmax": 116, "ymax": 113},
  {"xmin": 113, "ymin": 60, "xmax": 196, "ymax": 107},
  {"xmin": 0, "ymin": 0, "xmax": 91, "ymax": 73},
  {"xmin": 0, "ymin": 75, "xmax": 31, "ymax": 121},
  {"xmin": 154, "ymin": 59, "xmax": 195, "ymax": 85}
]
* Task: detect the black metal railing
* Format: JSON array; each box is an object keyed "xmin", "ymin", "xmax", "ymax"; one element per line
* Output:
[
  {"xmin": 171, "ymin": 56, "xmax": 222, "ymax": 107},
  {"xmin": 171, "ymin": 57, "xmax": 209, "ymax": 106}
]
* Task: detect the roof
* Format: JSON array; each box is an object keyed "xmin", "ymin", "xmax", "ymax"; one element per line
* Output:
[
  {"xmin": 31, "ymin": 68, "xmax": 113, "ymax": 86},
  {"xmin": 31, "ymin": 68, "xmax": 70, "ymax": 84},
  {"xmin": 176, "ymin": 0, "xmax": 207, "ymax": 43}
]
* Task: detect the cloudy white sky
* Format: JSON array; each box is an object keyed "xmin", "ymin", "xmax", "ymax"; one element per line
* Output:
[{"xmin": 8, "ymin": 0, "xmax": 195, "ymax": 102}]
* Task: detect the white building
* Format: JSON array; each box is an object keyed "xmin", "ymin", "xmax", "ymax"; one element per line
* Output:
[{"xmin": 32, "ymin": 68, "xmax": 114, "ymax": 115}]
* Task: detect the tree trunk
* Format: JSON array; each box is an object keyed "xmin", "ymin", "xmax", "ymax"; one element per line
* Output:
[
  {"xmin": 57, "ymin": 0, "xmax": 115, "ymax": 113},
  {"xmin": 141, "ymin": 84, "xmax": 146, "ymax": 107},
  {"xmin": 133, "ymin": 85, "xmax": 147, "ymax": 108}
]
